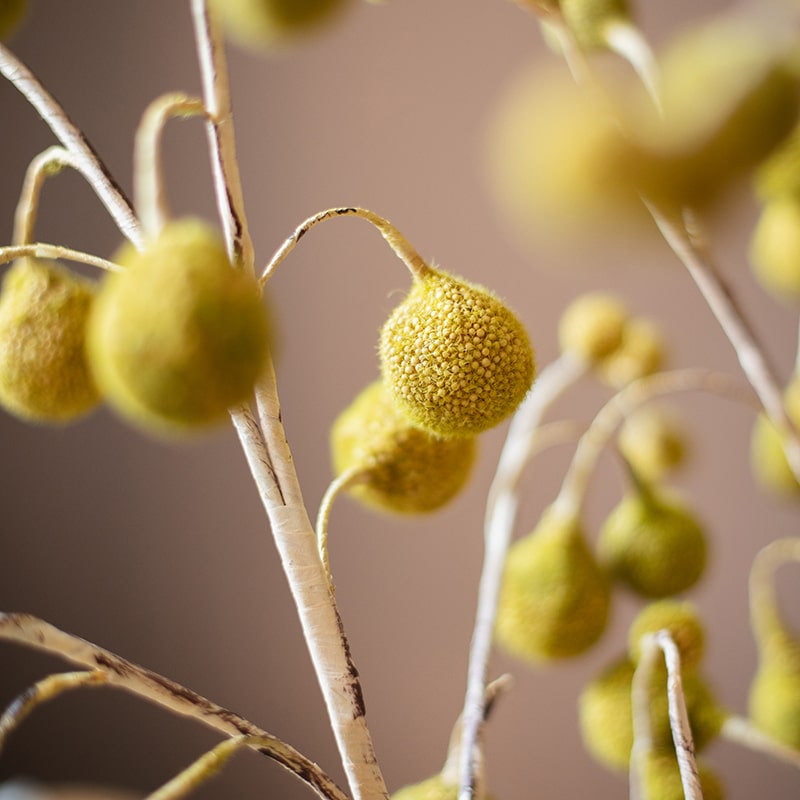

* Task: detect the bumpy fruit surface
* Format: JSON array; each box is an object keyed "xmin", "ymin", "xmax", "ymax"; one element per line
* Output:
[
  {"xmin": 598, "ymin": 488, "xmax": 707, "ymax": 597},
  {"xmin": 496, "ymin": 508, "xmax": 610, "ymax": 661},
  {"xmin": 379, "ymin": 266, "xmax": 535, "ymax": 438},
  {"xmin": 330, "ymin": 380, "xmax": 476, "ymax": 514},
  {"xmin": 628, "ymin": 600, "xmax": 705, "ymax": 672},
  {"xmin": 209, "ymin": 0, "xmax": 349, "ymax": 48},
  {"xmin": 558, "ymin": 293, "xmax": 627, "ymax": 364},
  {"xmin": 0, "ymin": 0, "xmax": 26, "ymax": 39},
  {"xmin": 640, "ymin": 753, "xmax": 724, "ymax": 800},
  {"xmin": 88, "ymin": 219, "xmax": 269, "ymax": 434},
  {"xmin": 560, "ymin": 0, "xmax": 630, "ymax": 50},
  {"xmin": 618, "ymin": 404, "xmax": 687, "ymax": 482},
  {"xmin": 0, "ymin": 258, "xmax": 100, "ymax": 423},
  {"xmin": 749, "ymin": 198, "xmax": 800, "ymax": 302}
]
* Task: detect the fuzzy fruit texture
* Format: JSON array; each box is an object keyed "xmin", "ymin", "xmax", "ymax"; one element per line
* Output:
[
  {"xmin": 88, "ymin": 219, "xmax": 269, "ymax": 435},
  {"xmin": 0, "ymin": 259, "xmax": 100, "ymax": 423},
  {"xmin": 640, "ymin": 753, "xmax": 724, "ymax": 800},
  {"xmin": 598, "ymin": 488, "xmax": 707, "ymax": 598},
  {"xmin": 379, "ymin": 266, "xmax": 535, "ymax": 438},
  {"xmin": 330, "ymin": 380, "xmax": 477, "ymax": 514},
  {"xmin": 495, "ymin": 508, "xmax": 610, "ymax": 661},
  {"xmin": 628, "ymin": 599, "xmax": 705, "ymax": 672},
  {"xmin": 209, "ymin": 0, "xmax": 350, "ymax": 49}
]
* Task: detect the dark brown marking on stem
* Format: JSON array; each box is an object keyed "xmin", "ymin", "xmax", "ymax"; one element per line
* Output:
[{"xmin": 335, "ymin": 609, "xmax": 366, "ymax": 720}]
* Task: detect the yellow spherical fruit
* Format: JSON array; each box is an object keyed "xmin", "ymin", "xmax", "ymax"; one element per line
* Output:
[
  {"xmin": 0, "ymin": 258, "xmax": 100, "ymax": 423},
  {"xmin": 628, "ymin": 600, "xmax": 705, "ymax": 672},
  {"xmin": 208, "ymin": 0, "xmax": 350, "ymax": 49},
  {"xmin": 560, "ymin": 0, "xmax": 630, "ymax": 50},
  {"xmin": 0, "ymin": 0, "xmax": 26, "ymax": 39},
  {"xmin": 330, "ymin": 380, "xmax": 477, "ymax": 514},
  {"xmin": 750, "ymin": 374, "xmax": 800, "ymax": 497},
  {"xmin": 754, "ymin": 124, "xmax": 800, "ymax": 203},
  {"xmin": 558, "ymin": 293, "xmax": 628, "ymax": 365},
  {"xmin": 640, "ymin": 753, "xmax": 724, "ymax": 800},
  {"xmin": 749, "ymin": 653, "xmax": 800, "ymax": 749},
  {"xmin": 379, "ymin": 266, "xmax": 535, "ymax": 438},
  {"xmin": 392, "ymin": 776, "xmax": 457, "ymax": 800},
  {"xmin": 598, "ymin": 489, "xmax": 707, "ymax": 598},
  {"xmin": 597, "ymin": 317, "xmax": 664, "ymax": 389},
  {"xmin": 579, "ymin": 657, "xmax": 636, "ymax": 771},
  {"xmin": 750, "ymin": 198, "xmax": 800, "ymax": 302},
  {"xmin": 495, "ymin": 507, "xmax": 610, "ymax": 661},
  {"xmin": 88, "ymin": 219, "xmax": 269, "ymax": 435},
  {"xmin": 618, "ymin": 404, "xmax": 687, "ymax": 482}
]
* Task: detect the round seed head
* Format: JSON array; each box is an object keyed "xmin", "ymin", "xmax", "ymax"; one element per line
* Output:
[
  {"xmin": 330, "ymin": 380, "xmax": 477, "ymax": 514},
  {"xmin": 495, "ymin": 507, "xmax": 611, "ymax": 661},
  {"xmin": 88, "ymin": 218, "xmax": 269, "ymax": 435},
  {"xmin": 208, "ymin": 0, "xmax": 350, "ymax": 49},
  {"xmin": 379, "ymin": 266, "xmax": 535, "ymax": 438},
  {"xmin": 749, "ymin": 650, "xmax": 800, "ymax": 749},
  {"xmin": 749, "ymin": 197, "xmax": 800, "ymax": 303},
  {"xmin": 598, "ymin": 489, "xmax": 707, "ymax": 598},
  {"xmin": 640, "ymin": 753, "xmax": 725, "ymax": 800},
  {"xmin": 628, "ymin": 599, "xmax": 706, "ymax": 671},
  {"xmin": 618, "ymin": 404, "xmax": 688, "ymax": 482},
  {"xmin": 560, "ymin": 0, "xmax": 631, "ymax": 50},
  {"xmin": 0, "ymin": 258, "xmax": 100, "ymax": 423},
  {"xmin": 0, "ymin": 0, "xmax": 26, "ymax": 39},
  {"xmin": 597, "ymin": 316, "xmax": 664, "ymax": 389},
  {"xmin": 558, "ymin": 292, "xmax": 628, "ymax": 364}
]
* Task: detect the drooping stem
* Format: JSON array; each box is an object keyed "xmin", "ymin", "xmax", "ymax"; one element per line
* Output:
[
  {"xmin": 457, "ymin": 353, "xmax": 587, "ymax": 800},
  {"xmin": 749, "ymin": 537, "xmax": 800, "ymax": 651},
  {"xmin": 0, "ymin": 613, "xmax": 349, "ymax": 800},
  {"xmin": 0, "ymin": 43, "xmax": 143, "ymax": 248},
  {"xmin": 721, "ymin": 715, "xmax": 800, "ymax": 770},
  {"xmin": 0, "ymin": 242, "xmax": 122, "ymax": 272},
  {"xmin": 259, "ymin": 206, "xmax": 429, "ymax": 288}
]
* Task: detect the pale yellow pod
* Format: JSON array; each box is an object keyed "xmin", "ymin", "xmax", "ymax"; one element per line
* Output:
[
  {"xmin": 618, "ymin": 404, "xmax": 687, "ymax": 482},
  {"xmin": 640, "ymin": 752, "xmax": 725, "ymax": 800},
  {"xmin": 560, "ymin": 0, "xmax": 630, "ymax": 50},
  {"xmin": 0, "ymin": 0, "xmax": 26, "ymax": 39},
  {"xmin": 628, "ymin": 599, "xmax": 705, "ymax": 672},
  {"xmin": 558, "ymin": 293, "xmax": 628, "ymax": 365},
  {"xmin": 598, "ymin": 317, "xmax": 664, "ymax": 389},
  {"xmin": 749, "ymin": 197, "xmax": 800, "ymax": 302},
  {"xmin": 392, "ymin": 776, "xmax": 457, "ymax": 800}
]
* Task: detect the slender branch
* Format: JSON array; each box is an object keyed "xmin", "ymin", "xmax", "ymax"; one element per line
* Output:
[
  {"xmin": 749, "ymin": 537, "xmax": 800, "ymax": 651},
  {"xmin": 259, "ymin": 207, "xmax": 429, "ymax": 288},
  {"xmin": 457, "ymin": 353, "xmax": 587, "ymax": 800},
  {"xmin": 604, "ymin": 22, "xmax": 661, "ymax": 112},
  {"xmin": 0, "ymin": 612, "xmax": 349, "ymax": 800},
  {"xmin": 0, "ymin": 242, "xmax": 122, "ymax": 272},
  {"xmin": 0, "ymin": 43, "xmax": 143, "ymax": 248},
  {"xmin": 721, "ymin": 715, "xmax": 800, "ymax": 770},
  {"xmin": 134, "ymin": 93, "xmax": 207, "ymax": 238}
]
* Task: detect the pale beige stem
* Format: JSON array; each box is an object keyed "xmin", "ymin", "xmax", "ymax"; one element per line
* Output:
[
  {"xmin": 0, "ymin": 612, "xmax": 348, "ymax": 800},
  {"xmin": 0, "ymin": 243, "xmax": 122, "ymax": 272},
  {"xmin": 721, "ymin": 715, "xmax": 800, "ymax": 769},
  {"xmin": 134, "ymin": 93, "xmax": 207, "ymax": 238},
  {"xmin": 604, "ymin": 21, "xmax": 661, "ymax": 112},
  {"xmin": 0, "ymin": 43, "xmax": 143, "ymax": 248},
  {"xmin": 749, "ymin": 537, "xmax": 800, "ymax": 651},
  {"xmin": 259, "ymin": 207, "xmax": 429, "ymax": 288}
]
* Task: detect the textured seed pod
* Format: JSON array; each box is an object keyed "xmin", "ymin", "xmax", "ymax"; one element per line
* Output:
[
  {"xmin": 0, "ymin": 258, "xmax": 100, "ymax": 423},
  {"xmin": 379, "ymin": 266, "xmax": 535, "ymax": 438},
  {"xmin": 598, "ymin": 488, "xmax": 707, "ymax": 598},
  {"xmin": 628, "ymin": 600, "xmax": 705, "ymax": 672},
  {"xmin": 495, "ymin": 507, "xmax": 610, "ymax": 661},
  {"xmin": 749, "ymin": 197, "xmax": 800, "ymax": 302},
  {"xmin": 330, "ymin": 380, "xmax": 477, "ymax": 514},
  {"xmin": 750, "ymin": 374, "xmax": 800, "ymax": 497},
  {"xmin": 88, "ymin": 218, "xmax": 269, "ymax": 435},
  {"xmin": 618, "ymin": 404, "xmax": 687, "ymax": 482},
  {"xmin": 0, "ymin": 0, "xmax": 26, "ymax": 39},
  {"xmin": 558, "ymin": 293, "xmax": 628, "ymax": 364},
  {"xmin": 560, "ymin": 0, "xmax": 630, "ymax": 50},
  {"xmin": 579, "ymin": 656, "xmax": 636, "ymax": 771},
  {"xmin": 208, "ymin": 0, "xmax": 350, "ymax": 49},
  {"xmin": 640, "ymin": 752, "xmax": 724, "ymax": 800},
  {"xmin": 598, "ymin": 317, "xmax": 664, "ymax": 389}
]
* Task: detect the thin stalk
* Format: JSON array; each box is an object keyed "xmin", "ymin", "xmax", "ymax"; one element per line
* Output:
[
  {"xmin": 0, "ymin": 43, "xmax": 143, "ymax": 248},
  {"xmin": 457, "ymin": 353, "xmax": 587, "ymax": 800},
  {"xmin": 749, "ymin": 537, "xmax": 800, "ymax": 651},
  {"xmin": 0, "ymin": 612, "xmax": 349, "ymax": 800},
  {"xmin": 0, "ymin": 242, "xmax": 122, "ymax": 272},
  {"xmin": 721, "ymin": 715, "xmax": 800, "ymax": 770}
]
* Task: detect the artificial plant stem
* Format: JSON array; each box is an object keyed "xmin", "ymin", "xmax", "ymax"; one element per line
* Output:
[
  {"xmin": 646, "ymin": 202, "xmax": 800, "ymax": 481},
  {"xmin": 0, "ymin": 613, "xmax": 349, "ymax": 800},
  {"xmin": 457, "ymin": 353, "xmax": 587, "ymax": 800},
  {"xmin": 190, "ymin": 0, "xmax": 253, "ymax": 271},
  {"xmin": 0, "ymin": 43, "xmax": 143, "ymax": 249},
  {"xmin": 134, "ymin": 93, "xmax": 207, "ymax": 238},
  {"xmin": 259, "ymin": 206, "xmax": 429, "ymax": 287},
  {"xmin": 721, "ymin": 715, "xmax": 800, "ymax": 769},
  {"xmin": 0, "ymin": 243, "xmax": 121, "ymax": 272},
  {"xmin": 551, "ymin": 368, "xmax": 755, "ymax": 519}
]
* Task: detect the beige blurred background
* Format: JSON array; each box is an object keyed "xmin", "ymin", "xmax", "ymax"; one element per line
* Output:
[{"xmin": 0, "ymin": 1, "xmax": 798, "ymax": 799}]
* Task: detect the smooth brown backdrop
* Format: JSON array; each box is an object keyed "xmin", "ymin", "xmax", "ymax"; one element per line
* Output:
[{"xmin": 0, "ymin": 2, "xmax": 798, "ymax": 799}]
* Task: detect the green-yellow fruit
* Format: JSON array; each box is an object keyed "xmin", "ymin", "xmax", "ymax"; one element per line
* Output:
[
  {"xmin": 209, "ymin": 0, "xmax": 350, "ymax": 49},
  {"xmin": 560, "ymin": 0, "xmax": 630, "ymax": 50},
  {"xmin": 393, "ymin": 776, "xmax": 457, "ymax": 800},
  {"xmin": 750, "ymin": 374, "xmax": 800, "ymax": 497},
  {"xmin": 0, "ymin": 258, "xmax": 100, "ymax": 423},
  {"xmin": 597, "ymin": 317, "xmax": 664, "ymax": 389},
  {"xmin": 88, "ymin": 218, "xmax": 269, "ymax": 435},
  {"xmin": 754, "ymin": 124, "xmax": 800, "ymax": 202},
  {"xmin": 379, "ymin": 266, "xmax": 535, "ymax": 438},
  {"xmin": 628, "ymin": 600, "xmax": 705, "ymax": 672},
  {"xmin": 618, "ymin": 405, "xmax": 687, "ymax": 483},
  {"xmin": 330, "ymin": 380, "xmax": 477, "ymax": 514},
  {"xmin": 0, "ymin": 0, "xmax": 26, "ymax": 39},
  {"xmin": 749, "ymin": 197, "xmax": 800, "ymax": 302},
  {"xmin": 558, "ymin": 293, "xmax": 628, "ymax": 364},
  {"xmin": 640, "ymin": 752, "xmax": 724, "ymax": 800},
  {"xmin": 598, "ymin": 488, "xmax": 707, "ymax": 598},
  {"xmin": 496, "ymin": 507, "xmax": 610, "ymax": 661}
]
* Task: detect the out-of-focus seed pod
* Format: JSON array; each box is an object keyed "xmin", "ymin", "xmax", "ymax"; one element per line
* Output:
[
  {"xmin": 560, "ymin": 0, "xmax": 630, "ymax": 50},
  {"xmin": 618, "ymin": 404, "xmax": 688, "ymax": 482},
  {"xmin": 0, "ymin": 0, "xmax": 26, "ymax": 39},
  {"xmin": 750, "ymin": 197, "xmax": 800, "ymax": 302},
  {"xmin": 597, "ymin": 317, "xmax": 664, "ymax": 389},
  {"xmin": 640, "ymin": 752, "xmax": 725, "ymax": 800},
  {"xmin": 628, "ymin": 600, "xmax": 706, "ymax": 672},
  {"xmin": 558, "ymin": 293, "xmax": 628, "ymax": 365}
]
